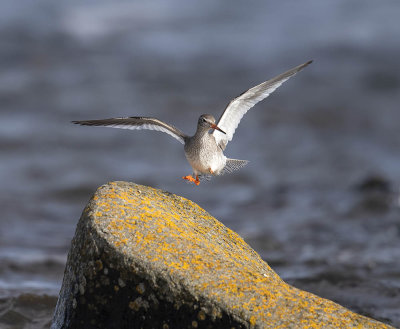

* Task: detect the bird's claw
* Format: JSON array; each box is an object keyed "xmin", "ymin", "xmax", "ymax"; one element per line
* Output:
[{"xmin": 182, "ymin": 175, "xmax": 200, "ymax": 186}]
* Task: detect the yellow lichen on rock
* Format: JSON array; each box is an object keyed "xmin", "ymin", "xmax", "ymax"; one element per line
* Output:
[{"xmin": 55, "ymin": 181, "xmax": 393, "ymax": 329}]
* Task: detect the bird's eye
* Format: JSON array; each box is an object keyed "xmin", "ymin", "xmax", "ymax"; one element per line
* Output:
[{"xmin": 202, "ymin": 118, "xmax": 207, "ymax": 123}]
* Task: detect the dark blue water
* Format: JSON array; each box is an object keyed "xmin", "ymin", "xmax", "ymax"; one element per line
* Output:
[{"xmin": 1, "ymin": 1, "xmax": 400, "ymax": 327}]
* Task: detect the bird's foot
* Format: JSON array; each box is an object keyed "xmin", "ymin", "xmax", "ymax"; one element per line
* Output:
[
  {"xmin": 208, "ymin": 168, "xmax": 215, "ymax": 175},
  {"xmin": 182, "ymin": 175, "xmax": 200, "ymax": 186}
]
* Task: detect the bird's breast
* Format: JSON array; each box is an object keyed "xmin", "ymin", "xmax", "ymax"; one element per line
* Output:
[{"xmin": 184, "ymin": 135, "xmax": 226, "ymax": 174}]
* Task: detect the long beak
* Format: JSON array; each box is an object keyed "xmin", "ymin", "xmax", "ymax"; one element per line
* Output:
[{"xmin": 211, "ymin": 124, "xmax": 226, "ymax": 134}]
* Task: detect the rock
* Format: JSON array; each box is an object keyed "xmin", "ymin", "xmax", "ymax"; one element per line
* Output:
[
  {"xmin": 355, "ymin": 174, "xmax": 391, "ymax": 193},
  {"xmin": 51, "ymin": 181, "xmax": 393, "ymax": 329},
  {"xmin": 354, "ymin": 174, "xmax": 393, "ymax": 212}
]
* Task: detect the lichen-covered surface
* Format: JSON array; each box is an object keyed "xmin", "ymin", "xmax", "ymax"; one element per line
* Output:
[{"xmin": 51, "ymin": 181, "xmax": 393, "ymax": 329}]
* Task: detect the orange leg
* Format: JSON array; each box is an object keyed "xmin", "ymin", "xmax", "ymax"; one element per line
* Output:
[
  {"xmin": 209, "ymin": 168, "xmax": 214, "ymax": 175},
  {"xmin": 182, "ymin": 175, "xmax": 201, "ymax": 186}
]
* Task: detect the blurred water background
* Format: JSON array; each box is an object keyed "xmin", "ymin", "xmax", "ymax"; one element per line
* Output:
[{"xmin": 1, "ymin": 0, "xmax": 400, "ymax": 327}]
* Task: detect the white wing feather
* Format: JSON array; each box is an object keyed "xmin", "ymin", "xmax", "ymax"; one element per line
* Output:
[
  {"xmin": 213, "ymin": 61, "xmax": 312, "ymax": 150},
  {"xmin": 72, "ymin": 117, "xmax": 187, "ymax": 144}
]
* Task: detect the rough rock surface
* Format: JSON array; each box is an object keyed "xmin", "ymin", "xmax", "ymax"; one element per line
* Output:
[{"xmin": 51, "ymin": 181, "xmax": 393, "ymax": 329}]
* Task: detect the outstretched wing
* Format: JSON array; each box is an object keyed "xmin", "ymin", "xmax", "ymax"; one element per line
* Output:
[
  {"xmin": 72, "ymin": 117, "xmax": 188, "ymax": 144},
  {"xmin": 213, "ymin": 60, "xmax": 312, "ymax": 150}
]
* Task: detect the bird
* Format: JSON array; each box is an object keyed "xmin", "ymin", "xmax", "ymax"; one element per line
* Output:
[{"xmin": 72, "ymin": 60, "xmax": 312, "ymax": 186}]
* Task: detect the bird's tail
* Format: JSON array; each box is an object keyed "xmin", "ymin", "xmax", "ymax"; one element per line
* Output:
[
  {"xmin": 195, "ymin": 158, "xmax": 248, "ymax": 182},
  {"xmin": 220, "ymin": 158, "xmax": 249, "ymax": 175}
]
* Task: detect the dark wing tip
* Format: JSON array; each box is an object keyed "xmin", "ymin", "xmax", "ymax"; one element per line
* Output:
[
  {"xmin": 71, "ymin": 120, "xmax": 103, "ymax": 126},
  {"xmin": 72, "ymin": 120, "xmax": 90, "ymax": 126},
  {"xmin": 289, "ymin": 60, "xmax": 313, "ymax": 76},
  {"xmin": 298, "ymin": 60, "xmax": 313, "ymax": 71}
]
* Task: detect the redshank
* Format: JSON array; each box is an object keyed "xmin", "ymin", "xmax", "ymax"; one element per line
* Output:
[{"xmin": 73, "ymin": 60, "xmax": 312, "ymax": 185}]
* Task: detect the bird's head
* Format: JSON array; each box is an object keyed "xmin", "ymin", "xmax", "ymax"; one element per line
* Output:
[{"xmin": 198, "ymin": 114, "xmax": 226, "ymax": 134}]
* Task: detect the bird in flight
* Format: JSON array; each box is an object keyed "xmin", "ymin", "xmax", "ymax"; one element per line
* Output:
[{"xmin": 73, "ymin": 60, "xmax": 312, "ymax": 186}]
